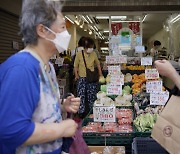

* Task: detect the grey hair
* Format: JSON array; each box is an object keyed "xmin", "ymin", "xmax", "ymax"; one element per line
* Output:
[{"xmin": 19, "ymin": 0, "xmax": 63, "ymax": 45}]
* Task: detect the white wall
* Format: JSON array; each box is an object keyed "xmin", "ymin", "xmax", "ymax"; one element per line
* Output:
[{"xmin": 148, "ymin": 20, "xmax": 180, "ymax": 57}]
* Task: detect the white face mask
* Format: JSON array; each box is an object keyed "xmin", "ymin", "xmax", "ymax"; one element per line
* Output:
[
  {"xmin": 87, "ymin": 48, "xmax": 93, "ymax": 53},
  {"xmin": 45, "ymin": 26, "xmax": 71, "ymax": 53}
]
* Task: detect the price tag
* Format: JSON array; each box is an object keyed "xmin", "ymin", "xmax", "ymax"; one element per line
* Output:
[
  {"xmin": 108, "ymin": 66, "xmax": 121, "ymax": 75},
  {"xmin": 119, "ymin": 55, "xmax": 127, "ymax": 63},
  {"xmin": 110, "ymin": 75, "xmax": 124, "ymax": 85},
  {"xmin": 93, "ymin": 106, "xmax": 116, "ymax": 122},
  {"xmin": 145, "ymin": 69, "xmax": 159, "ymax": 79},
  {"xmin": 107, "ymin": 84, "xmax": 122, "ymax": 95},
  {"xmin": 150, "ymin": 91, "xmax": 169, "ymax": 105},
  {"xmin": 51, "ymin": 54, "xmax": 57, "ymax": 60},
  {"xmin": 146, "ymin": 81, "xmax": 162, "ymax": 93},
  {"xmin": 135, "ymin": 46, "xmax": 145, "ymax": 53},
  {"xmin": 106, "ymin": 56, "xmax": 119, "ymax": 64},
  {"xmin": 141, "ymin": 57, "xmax": 152, "ymax": 66},
  {"xmin": 106, "ymin": 56, "xmax": 127, "ymax": 64}
]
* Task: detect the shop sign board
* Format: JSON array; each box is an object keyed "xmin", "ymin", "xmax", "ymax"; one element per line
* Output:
[
  {"xmin": 108, "ymin": 66, "xmax": 121, "ymax": 75},
  {"xmin": 141, "ymin": 57, "xmax": 152, "ymax": 66},
  {"xmin": 93, "ymin": 106, "xmax": 116, "ymax": 122},
  {"xmin": 107, "ymin": 84, "xmax": 122, "ymax": 95},
  {"xmin": 146, "ymin": 80, "xmax": 162, "ymax": 93},
  {"xmin": 110, "ymin": 75, "xmax": 124, "ymax": 85},
  {"xmin": 145, "ymin": 69, "xmax": 159, "ymax": 79},
  {"xmin": 150, "ymin": 91, "xmax": 169, "ymax": 105}
]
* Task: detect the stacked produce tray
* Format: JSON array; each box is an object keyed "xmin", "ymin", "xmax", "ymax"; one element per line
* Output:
[{"xmin": 132, "ymin": 137, "xmax": 168, "ymax": 154}]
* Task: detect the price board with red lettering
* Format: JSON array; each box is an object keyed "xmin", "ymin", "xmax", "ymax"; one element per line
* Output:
[
  {"xmin": 150, "ymin": 91, "xmax": 169, "ymax": 105},
  {"xmin": 145, "ymin": 69, "xmax": 159, "ymax": 79},
  {"xmin": 106, "ymin": 56, "xmax": 120, "ymax": 64},
  {"xmin": 110, "ymin": 75, "xmax": 124, "ymax": 85},
  {"xmin": 146, "ymin": 81, "xmax": 162, "ymax": 93},
  {"xmin": 93, "ymin": 106, "xmax": 116, "ymax": 122},
  {"xmin": 107, "ymin": 84, "xmax": 122, "ymax": 95},
  {"xmin": 108, "ymin": 66, "xmax": 121, "ymax": 75}
]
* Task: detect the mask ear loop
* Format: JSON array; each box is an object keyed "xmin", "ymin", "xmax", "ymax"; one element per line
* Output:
[{"xmin": 44, "ymin": 26, "xmax": 57, "ymax": 42}]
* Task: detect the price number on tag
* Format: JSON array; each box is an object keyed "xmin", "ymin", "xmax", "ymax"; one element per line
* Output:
[{"xmin": 145, "ymin": 69, "xmax": 159, "ymax": 79}]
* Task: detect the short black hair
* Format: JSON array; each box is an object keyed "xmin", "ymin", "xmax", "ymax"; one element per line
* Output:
[
  {"xmin": 154, "ymin": 40, "xmax": 161, "ymax": 46},
  {"xmin": 83, "ymin": 37, "xmax": 95, "ymax": 49},
  {"xmin": 78, "ymin": 36, "xmax": 86, "ymax": 47}
]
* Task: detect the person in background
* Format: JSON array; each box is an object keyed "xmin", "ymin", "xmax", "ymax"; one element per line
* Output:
[
  {"xmin": 74, "ymin": 37, "xmax": 102, "ymax": 118},
  {"xmin": 69, "ymin": 36, "xmax": 86, "ymax": 94},
  {"xmin": 155, "ymin": 59, "xmax": 180, "ymax": 96},
  {"xmin": 150, "ymin": 40, "xmax": 161, "ymax": 61},
  {"xmin": 0, "ymin": 0, "xmax": 80, "ymax": 153}
]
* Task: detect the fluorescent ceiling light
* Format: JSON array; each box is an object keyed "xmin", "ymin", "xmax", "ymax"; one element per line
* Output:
[
  {"xmin": 94, "ymin": 26, "xmax": 98, "ymax": 31},
  {"xmin": 105, "ymin": 41, "xmax": 109, "ymax": 44},
  {"xmin": 90, "ymin": 26, "xmax": 95, "ymax": 31},
  {"xmin": 96, "ymin": 16, "xmax": 126, "ymax": 20},
  {"xmin": 65, "ymin": 16, "xmax": 74, "ymax": 24},
  {"xmin": 101, "ymin": 47, "xmax": 109, "ymax": 50},
  {"xmin": 96, "ymin": 16, "xmax": 109, "ymax": 19},
  {"xmin": 142, "ymin": 15, "xmax": 147, "ymax": 22},
  {"xmin": 82, "ymin": 15, "xmax": 89, "ymax": 24},
  {"xmin": 86, "ymin": 15, "xmax": 93, "ymax": 24},
  {"xmin": 173, "ymin": 17, "xmax": 180, "ymax": 23},
  {"xmin": 171, "ymin": 14, "xmax": 180, "ymax": 23},
  {"xmin": 103, "ymin": 30, "xmax": 109, "ymax": 33},
  {"xmin": 112, "ymin": 20, "xmax": 141, "ymax": 23}
]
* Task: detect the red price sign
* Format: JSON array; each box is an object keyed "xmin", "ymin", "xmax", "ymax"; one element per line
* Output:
[
  {"xmin": 119, "ymin": 55, "xmax": 127, "ymax": 64},
  {"xmin": 146, "ymin": 81, "xmax": 162, "ymax": 93},
  {"xmin": 110, "ymin": 75, "xmax": 124, "ymax": 85},
  {"xmin": 106, "ymin": 56, "xmax": 119, "ymax": 64},
  {"xmin": 150, "ymin": 91, "xmax": 169, "ymax": 105},
  {"xmin": 107, "ymin": 84, "xmax": 122, "ymax": 95},
  {"xmin": 108, "ymin": 66, "xmax": 121, "ymax": 75},
  {"xmin": 145, "ymin": 69, "xmax": 159, "ymax": 79},
  {"xmin": 93, "ymin": 106, "xmax": 116, "ymax": 122}
]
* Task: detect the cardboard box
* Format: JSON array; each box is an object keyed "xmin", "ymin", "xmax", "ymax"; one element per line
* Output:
[{"xmin": 88, "ymin": 146, "xmax": 125, "ymax": 154}]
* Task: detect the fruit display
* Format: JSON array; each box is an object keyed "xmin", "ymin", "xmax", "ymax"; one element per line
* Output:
[
  {"xmin": 131, "ymin": 73, "xmax": 146, "ymax": 95},
  {"xmin": 99, "ymin": 76, "xmax": 106, "ymax": 84},
  {"xmin": 124, "ymin": 73, "xmax": 132, "ymax": 83}
]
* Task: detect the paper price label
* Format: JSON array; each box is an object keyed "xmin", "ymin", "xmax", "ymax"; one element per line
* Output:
[
  {"xmin": 110, "ymin": 75, "xmax": 124, "ymax": 85},
  {"xmin": 146, "ymin": 81, "xmax": 162, "ymax": 93},
  {"xmin": 55, "ymin": 57, "xmax": 64, "ymax": 66},
  {"xmin": 107, "ymin": 84, "xmax": 122, "ymax": 95},
  {"xmin": 93, "ymin": 106, "xmax": 116, "ymax": 122},
  {"xmin": 135, "ymin": 46, "xmax": 145, "ymax": 53},
  {"xmin": 106, "ymin": 56, "xmax": 127, "ymax": 64},
  {"xmin": 141, "ymin": 57, "xmax": 152, "ymax": 66},
  {"xmin": 106, "ymin": 56, "xmax": 120, "ymax": 64},
  {"xmin": 150, "ymin": 91, "xmax": 169, "ymax": 105},
  {"xmin": 119, "ymin": 55, "xmax": 127, "ymax": 64},
  {"xmin": 145, "ymin": 69, "xmax": 159, "ymax": 79},
  {"xmin": 108, "ymin": 66, "xmax": 121, "ymax": 75}
]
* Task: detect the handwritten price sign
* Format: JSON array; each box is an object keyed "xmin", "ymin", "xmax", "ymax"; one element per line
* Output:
[
  {"xmin": 107, "ymin": 84, "xmax": 122, "ymax": 95},
  {"xmin": 108, "ymin": 66, "xmax": 121, "ymax": 75},
  {"xmin": 150, "ymin": 91, "xmax": 169, "ymax": 105},
  {"xmin": 93, "ymin": 106, "xmax": 116, "ymax": 122},
  {"xmin": 106, "ymin": 56, "xmax": 127, "ymax": 64},
  {"xmin": 146, "ymin": 81, "xmax": 162, "ymax": 93},
  {"xmin": 110, "ymin": 75, "xmax": 124, "ymax": 85},
  {"xmin": 106, "ymin": 56, "xmax": 120, "ymax": 64},
  {"xmin": 145, "ymin": 69, "xmax": 159, "ymax": 79},
  {"xmin": 141, "ymin": 57, "xmax": 152, "ymax": 66}
]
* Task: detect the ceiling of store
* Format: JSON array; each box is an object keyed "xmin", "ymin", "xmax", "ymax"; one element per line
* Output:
[{"xmin": 0, "ymin": 0, "xmax": 179, "ymax": 43}]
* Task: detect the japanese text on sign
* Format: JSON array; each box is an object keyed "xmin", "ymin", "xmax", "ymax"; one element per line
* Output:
[
  {"xmin": 150, "ymin": 91, "xmax": 169, "ymax": 105},
  {"xmin": 145, "ymin": 69, "xmax": 159, "ymax": 79},
  {"xmin": 110, "ymin": 75, "xmax": 124, "ymax": 85},
  {"xmin": 107, "ymin": 84, "xmax": 122, "ymax": 95},
  {"xmin": 135, "ymin": 46, "xmax": 145, "ymax": 53},
  {"xmin": 108, "ymin": 66, "xmax": 121, "ymax": 75},
  {"xmin": 146, "ymin": 81, "xmax": 162, "ymax": 93},
  {"xmin": 106, "ymin": 56, "xmax": 127, "ymax": 64},
  {"xmin": 93, "ymin": 106, "xmax": 116, "ymax": 122},
  {"xmin": 141, "ymin": 57, "xmax": 152, "ymax": 66}
]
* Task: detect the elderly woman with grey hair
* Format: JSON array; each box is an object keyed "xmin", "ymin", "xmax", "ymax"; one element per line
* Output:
[{"xmin": 0, "ymin": 0, "xmax": 80, "ymax": 153}]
